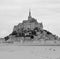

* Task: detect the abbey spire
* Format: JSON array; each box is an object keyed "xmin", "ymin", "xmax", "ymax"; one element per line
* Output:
[
  {"xmin": 29, "ymin": 9, "xmax": 31, "ymax": 17},
  {"xmin": 28, "ymin": 9, "xmax": 32, "ymax": 20}
]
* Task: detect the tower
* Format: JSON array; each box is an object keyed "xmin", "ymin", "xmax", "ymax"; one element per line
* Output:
[{"xmin": 28, "ymin": 9, "xmax": 32, "ymax": 20}]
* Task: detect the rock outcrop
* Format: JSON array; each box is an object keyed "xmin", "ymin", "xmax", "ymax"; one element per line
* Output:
[{"xmin": 4, "ymin": 10, "xmax": 60, "ymax": 43}]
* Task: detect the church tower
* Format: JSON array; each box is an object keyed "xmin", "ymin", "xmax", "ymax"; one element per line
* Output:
[{"xmin": 28, "ymin": 9, "xmax": 32, "ymax": 20}]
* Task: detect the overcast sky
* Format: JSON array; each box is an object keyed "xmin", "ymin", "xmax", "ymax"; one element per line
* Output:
[{"xmin": 0, "ymin": 0, "xmax": 60, "ymax": 37}]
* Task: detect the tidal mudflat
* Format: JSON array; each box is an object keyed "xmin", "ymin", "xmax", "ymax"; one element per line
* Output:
[{"xmin": 0, "ymin": 45, "xmax": 60, "ymax": 59}]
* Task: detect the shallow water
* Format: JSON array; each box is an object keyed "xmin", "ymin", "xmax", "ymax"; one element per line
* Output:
[{"xmin": 0, "ymin": 46, "xmax": 60, "ymax": 59}]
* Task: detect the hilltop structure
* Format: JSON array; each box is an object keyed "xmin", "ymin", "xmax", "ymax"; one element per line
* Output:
[
  {"xmin": 13, "ymin": 10, "xmax": 43, "ymax": 32},
  {"xmin": 4, "ymin": 10, "xmax": 60, "ymax": 45}
]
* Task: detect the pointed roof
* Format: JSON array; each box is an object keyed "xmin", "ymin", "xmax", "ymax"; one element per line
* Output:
[
  {"xmin": 29, "ymin": 9, "xmax": 31, "ymax": 17},
  {"xmin": 28, "ymin": 9, "xmax": 38, "ymax": 23},
  {"xmin": 28, "ymin": 9, "xmax": 31, "ymax": 19}
]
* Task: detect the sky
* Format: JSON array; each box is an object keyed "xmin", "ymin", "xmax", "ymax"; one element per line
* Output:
[{"xmin": 0, "ymin": 0, "xmax": 60, "ymax": 38}]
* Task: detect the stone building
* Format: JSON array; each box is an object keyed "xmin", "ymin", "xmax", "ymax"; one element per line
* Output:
[
  {"xmin": 4, "ymin": 10, "xmax": 60, "ymax": 43},
  {"xmin": 13, "ymin": 10, "xmax": 43, "ymax": 32}
]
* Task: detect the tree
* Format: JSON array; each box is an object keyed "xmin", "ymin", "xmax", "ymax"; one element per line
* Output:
[
  {"xmin": 44, "ymin": 30, "xmax": 52, "ymax": 35},
  {"xmin": 31, "ymin": 30, "xmax": 37, "ymax": 36},
  {"xmin": 4, "ymin": 36, "xmax": 9, "ymax": 41},
  {"xmin": 11, "ymin": 31, "xmax": 17, "ymax": 35},
  {"xmin": 30, "ymin": 35, "xmax": 34, "ymax": 39}
]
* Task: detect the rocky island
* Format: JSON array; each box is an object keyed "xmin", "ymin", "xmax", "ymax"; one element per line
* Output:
[{"xmin": 2, "ymin": 10, "xmax": 60, "ymax": 46}]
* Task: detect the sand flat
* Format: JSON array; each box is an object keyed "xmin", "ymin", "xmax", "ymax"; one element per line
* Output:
[{"xmin": 0, "ymin": 45, "xmax": 60, "ymax": 59}]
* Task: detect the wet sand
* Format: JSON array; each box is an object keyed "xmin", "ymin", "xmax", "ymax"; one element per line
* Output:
[{"xmin": 0, "ymin": 45, "xmax": 60, "ymax": 59}]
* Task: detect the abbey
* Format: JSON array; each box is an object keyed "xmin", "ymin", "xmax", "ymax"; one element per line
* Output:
[{"xmin": 13, "ymin": 10, "xmax": 43, "ymax": 32}]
